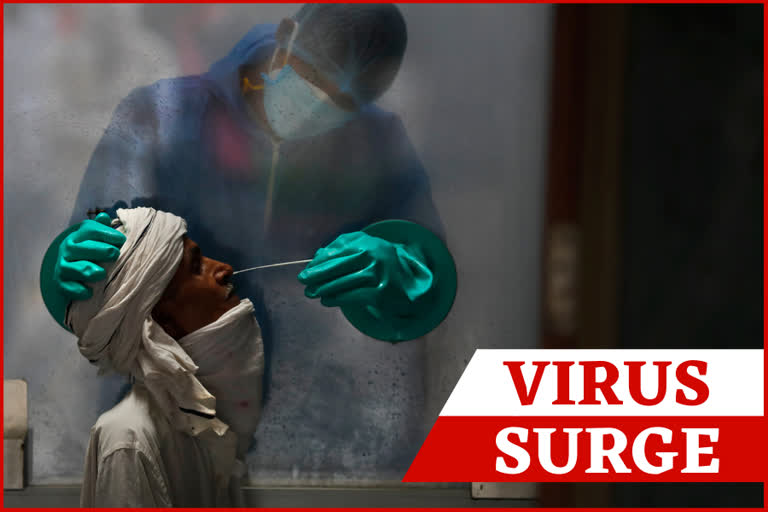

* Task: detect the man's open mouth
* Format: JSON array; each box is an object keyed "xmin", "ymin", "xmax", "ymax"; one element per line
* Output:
[{"xmin": 224, "ymin": 282, "xmax": 236, "ymax": 299}]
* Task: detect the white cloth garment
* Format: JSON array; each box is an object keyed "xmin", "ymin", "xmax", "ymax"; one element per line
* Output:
[
  {"xmin": 68, "ymin": 207, "xmax": 228, "ymax": 439},
  {"xmin": 80, "ymin": 383, "xmax": 244, "ymax": 507},
  {"xmin": 69, "ymin": 207, "xmax": 264, "ymax": 507},
  {"xmin": 178, "ymin": 300, "xmax": 265, "ymax": 458}
]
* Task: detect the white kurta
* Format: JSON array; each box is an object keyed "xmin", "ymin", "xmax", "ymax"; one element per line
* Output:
[{"xmin": 80, "ymin": 384, "xmax": 244, "ymax": 507}]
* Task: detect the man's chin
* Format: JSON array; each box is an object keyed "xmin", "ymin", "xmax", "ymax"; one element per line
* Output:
[{"xmin": 224, "ymin": 294, "xmax": 241, "ymax": 308}]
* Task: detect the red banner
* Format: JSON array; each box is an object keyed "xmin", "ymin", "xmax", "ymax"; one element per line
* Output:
[{"xmin": 404, "ymin": 417, "xmax": 767, "ymax": 482}]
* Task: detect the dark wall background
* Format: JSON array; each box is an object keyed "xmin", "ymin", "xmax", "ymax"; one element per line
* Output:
[
  {"xmin": 616, "ymin": 4, "xmax": 762, "ymax": 508},
  {"xmin": 619, "ymin": 5, "xmax": 762, "ymax": 352}
]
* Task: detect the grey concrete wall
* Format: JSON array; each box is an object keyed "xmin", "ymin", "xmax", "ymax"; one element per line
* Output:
[{"xmin": 3, "ymin": 4, "xmax": 552, "ymax": 485}]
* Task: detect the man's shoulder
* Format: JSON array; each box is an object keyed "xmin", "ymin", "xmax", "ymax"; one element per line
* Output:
[{"xmin": 90, "ymin": 386, "xmax": 164, "ymax": 458}]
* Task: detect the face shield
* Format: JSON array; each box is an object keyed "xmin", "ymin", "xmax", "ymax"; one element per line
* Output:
[{"xmin": 260, "ymin": 20, "xmax": 358, "ymax": 141}]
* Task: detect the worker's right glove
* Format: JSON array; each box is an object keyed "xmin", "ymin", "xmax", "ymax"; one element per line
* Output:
[
  {"xmin": 40, "ymin": 212, "xmax": 126, "ymax": 330},
  {"xmin": 296, "ymin": 220, "xmax": 457, "ymax": 342},
  {"xmin": 298, "ymin": 231, "xmax": 435, "ymax": 318}
]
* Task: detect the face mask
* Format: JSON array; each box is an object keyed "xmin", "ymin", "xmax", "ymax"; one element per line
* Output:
[
  {"xmin": 260, "ymin": 20, "xmax": 357, "ymax": 140},
  {"xmin": 178, "ymin": 299, "xmax": 265, "ymax": 439},
  {"xmin": 261, "ymin": 65, "xmax": 356, "ymax": 140}
]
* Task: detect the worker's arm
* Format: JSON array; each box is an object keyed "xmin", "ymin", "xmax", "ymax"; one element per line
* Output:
[
  {"xmin": 69, "ymin": 84, "xmax": 162, "ymax": 226},
  {"xmin": 81, "ymin": 448, "xmax": 172, "ymax": 508},
  {"xmin": 44, "ymin": 83, "xmax": 166, "ymax": 330},
  {"xmin": 296, "ymin": 115, "xmax": 456, "ymax": 341},
  {"xmin": 375, "ymin": 114, "xmax": 445, "ymax": 239}
]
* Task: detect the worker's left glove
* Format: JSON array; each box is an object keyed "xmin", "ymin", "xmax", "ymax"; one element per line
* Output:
[
  {"xmin": 40, "ymin": 212, "xmax": 125, "ymax": 331},
  {"xmin": 298, "ymin": 231, "xmax": 434, "ymax": 317}
]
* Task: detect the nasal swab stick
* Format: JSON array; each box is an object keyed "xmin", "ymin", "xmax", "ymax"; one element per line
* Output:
[{"xmin": 232, "ymin": 259, "xmax": 312, "ymax": 275}]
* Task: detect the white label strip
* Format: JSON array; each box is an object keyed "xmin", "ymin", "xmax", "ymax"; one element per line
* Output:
[{"xmin": 440, "ymin": 349, "xmax": 763, "ymax": 417}]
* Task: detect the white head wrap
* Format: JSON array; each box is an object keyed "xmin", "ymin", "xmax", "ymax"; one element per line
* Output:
[
  {"xmin": 68, "ymin": 207, "xmax": 264, "ymax": 503},
  {"xmin": 68, "ymin": 207, "xmax": 187, "ymax": 373},
  {"xmin": 67, "ymin": 207, "xmax": 263, "ymax": 439}
]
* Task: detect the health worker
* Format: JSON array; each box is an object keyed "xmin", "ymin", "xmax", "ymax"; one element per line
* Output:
[{"xmin": 43, "ymin": 4, "xmax": 451, "ymax": 473}]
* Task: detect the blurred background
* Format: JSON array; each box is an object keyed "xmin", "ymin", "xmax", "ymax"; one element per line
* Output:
[
  {"xmin": 538, "ymin": 4, "xmax": 762, "ymax": 508},
  {"xmin": 3, "ymin": 3, "xmax": 762, "ymax": 508}
]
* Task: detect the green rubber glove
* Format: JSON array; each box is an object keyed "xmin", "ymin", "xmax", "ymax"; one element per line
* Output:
[
  {"xmin": 297, "ymin": 231, "xmax": 435, "ymax": 318},
  {"xmin": 41, "ymin": 212, "xmax": 126, "ymax": 329}
]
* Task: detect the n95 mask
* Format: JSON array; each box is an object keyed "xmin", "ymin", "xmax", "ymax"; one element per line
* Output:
[
  {"xmin": 261, "ymin": 64, "xmax": 356, "ymax": 140},
  {"xmin": 260, "ymin": 19, "xmax": 357, "ymax": 141}
]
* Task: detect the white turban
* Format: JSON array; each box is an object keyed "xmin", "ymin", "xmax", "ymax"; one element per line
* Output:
[
  {"xmin": 68, "ymin": 207, "xmax": 265, "ymax": 503},
  {"xmin": 67, "ymin": 207, "xmax": 228, "ymax": 437}
]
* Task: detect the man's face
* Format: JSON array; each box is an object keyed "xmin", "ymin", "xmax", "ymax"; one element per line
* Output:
[{"xmin": 152, "ymin": 237, "xmax": 240, "ymax": 339}]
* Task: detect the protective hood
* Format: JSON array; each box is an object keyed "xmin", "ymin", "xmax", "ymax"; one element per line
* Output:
[{"xmin": 204, "ymin": 24, "xmax": 278, "ymax": 116}]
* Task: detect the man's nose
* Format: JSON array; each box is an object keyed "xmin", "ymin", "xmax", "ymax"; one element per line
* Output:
[{"xmin": 211, "ymin": 259, "xmax": 234, "ymax": 283}]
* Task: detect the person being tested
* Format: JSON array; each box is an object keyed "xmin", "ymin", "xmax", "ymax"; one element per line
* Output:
[
  {"xmin": 45, "ymin": 4, "xmax": 454, "ymax": 473},
  {"xmin": 41, "ymin": 208, "xmax": 264, "ymax": 507}
]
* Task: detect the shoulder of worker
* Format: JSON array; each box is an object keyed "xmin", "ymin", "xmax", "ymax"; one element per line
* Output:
[
  {"xmin": 113, "ymin": 75, "xmax": 215, "ymax": 126},
  {"xmin": 358, "ymin": 103, "xmax": 400, "ymax": 125},
  {"xmin": 348, "ymin": 104, "xmax": 414, "ymax": 145},
  {"xmin": 89, "ymin": 385, "xmax": 166, "ymax": 461}
]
